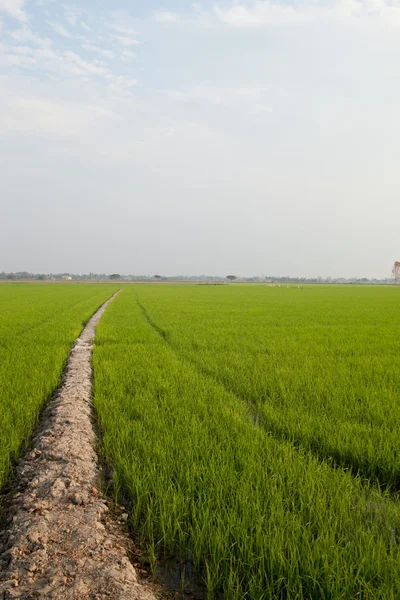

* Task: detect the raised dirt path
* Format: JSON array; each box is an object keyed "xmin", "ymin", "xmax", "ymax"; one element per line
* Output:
[{"xmin": 0, "ymin": 292, "xmax": 157, "ymax": 600}]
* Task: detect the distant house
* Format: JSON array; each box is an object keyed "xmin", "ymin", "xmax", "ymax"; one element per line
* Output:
[{"xmin": 62, "ymin": 275, "xmax": 73, "ymax": 281}]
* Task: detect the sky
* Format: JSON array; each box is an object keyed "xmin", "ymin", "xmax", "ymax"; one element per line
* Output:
[{"xmin": 1, "ymin": 0, "xmax": 400, "ymax": 278}]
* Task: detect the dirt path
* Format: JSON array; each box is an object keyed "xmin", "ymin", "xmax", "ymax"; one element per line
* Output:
[{"xmin": 0, "ymin": 292, "xmax": 157, "ymax": 600}]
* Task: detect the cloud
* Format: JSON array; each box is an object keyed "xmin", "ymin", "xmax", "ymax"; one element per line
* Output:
[
  {"xmin": 35, "ymin": 0, "xmax": 56, "ymax": 6},
  {"xmin": 154, "ymin": 11, "xmax": 182, "ymax": 24},
  {"xmin": 213, "ymin": 1, "xmax": 307, "ymax": 28},
  {"xmin": 0, "ymin": 78, "xmax": 114, "ymax": 137},
  {"xmin": 121, "ymin": 49, "xmax": 137, "ymax": 61},
  {"xmin": 0, "ymin": 0, "xmax": 27, "ymax": 21},
  {"xmin": 107, "ymin": 75, "xmax": 137, "ymax": 95},
  {"xmin": 106, "ymin": 12, "xmax": 143, "ymax": 51},
  {"xmin": 152, "ymin": 8, "xmax": 213, "ymax": 28},
  {"xmin": 80, "ymin": 21, "xmax": 92, "ymax": 32},
  {"xmin": 107, "ymin": 20, "xmax": 138, "ymax": 36},
  {"xmin": 2, "ymin": 6, "xmax": 138, "ymax": 95},
  {"xmin": 47, "ymin": 21, "xmax": 71, "ymax": 38},
  {"xmin": 82, "ymin": 42, "xmax": 115, "ymax": 60},
  {"xmin": 168, "ymin": 83, "xmax": 273, "ymax": 114},
  {"xmin": 111, "ymin": 33, "xmax": 141, "ymax": 46},
  {"xmin": 0, "ymin": 48, "xmax": 37, "ymax": 67},
  {"xmin": 10, "ymin": 25, "xmax": 52, "ymax": 48},
  {"xmin": 62, "ymin": 4, "xmax": 87, "ymax": 27},
  {"xmin": 152, "ymin": 1, "xmax": 400, "ymax": 31},
  {"xmin": 1, "ymin": 37, "xmax": 137, "ymax": 94},
  {"xmin": 62, "ymin": 50, "xmax": 112, "ymax": 77}
]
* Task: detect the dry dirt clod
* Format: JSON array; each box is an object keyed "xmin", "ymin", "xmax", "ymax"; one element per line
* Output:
[{"xmin": 0, "ymin": 291, "xmax": 157, "ymax": 600}]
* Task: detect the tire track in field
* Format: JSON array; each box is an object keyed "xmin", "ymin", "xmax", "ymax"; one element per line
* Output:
[
  {"xmin": 0, "ymin": 291, "xmax": 157, "ymax": 600},
  {"xmin": 137, "ymin": 299, "xmax": 397, "ymax": 492}
]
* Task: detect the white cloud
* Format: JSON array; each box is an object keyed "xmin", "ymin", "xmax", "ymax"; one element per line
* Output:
[
  {"xmin": 0, "ymin": 79, "xmax": 114, "ymax": 137},
  {"xmin": 1, "ymin": 35, "xmax": 138, "ymax": 94},
  {"xmin": 324, "ymin": 0, "xmax": 400, "ymax": 24},
  {"xmin": 111, "ymin": 33, "xmax": 141, "ymax": 46},
  {"xmin": 1, "ymin": 51, "xmax": 37, "ymax": 67},
  {"xmin": 63, "ymin": 50, "xmax": 109, "ymax": 76},
  {"xmin": 168, "ymin": 83, "xmax": 273, "ymax": 114},
  {"xmin": 0, "ymin": 0, "xmax": 27, "ymax": 21},
  {"xmin": 82, "ymin": 42, "xmax": 115, "ymax": 60},
  {"xmin": 35, "ymin": 0, "xmax": 56, "ymax": 6},
  {"xmin": 121, "ymin": 49, "xmax": 137, "ymax": 61},
  {"xmin": 10, "ymin": 25, "xmax": 52, "ymax": 48},
  {"xmin": 213, "ymin": 1, "xmax": 307, "ymax": 27},
  {"xmin": 152, "ymin": 1, "xmax": 400, "ymax": 30},
  {"xmin": 152, "ymin": 8, "xmax": 213, "ymax": 27},
  {"xmin": 105, "ymin": 10, "xmax": 143, "ymax": 47},
  {"xmin": 107, "ymin": 20, "xmax": 138, "ymax": 36},
  {"xmin": 80, "ymin": 21, "xmax": 92, "ymax": 32},
  {"xmin": 47, "ymin": 21, "xmax": 71, "ymax": 38},
  {"xmin": 154, "ymin": 11, "xmax": 182, "ymax": 24},
  {"xmin": 62, "ymin": 4, "xmax": 87, "ymax": 27},
  {"xmin": 2, "ymin": 7, "xmax": 138, "ymax": 95},
  {"xmin": 107, "ymin": 75, "xmax": 137, "ymax": 95}
]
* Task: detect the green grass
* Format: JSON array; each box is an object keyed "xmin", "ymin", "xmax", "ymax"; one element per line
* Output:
[
  {"xmin": 131, "ymin": 284, "xmax": 400, "ymax": 489},
  {"xmin": 0, "ymin": 283, "xmax": 118, "ymax": 489},
  {"xmin": 93, "ymin": 285, "xmax": 400, "ymax": 599}
]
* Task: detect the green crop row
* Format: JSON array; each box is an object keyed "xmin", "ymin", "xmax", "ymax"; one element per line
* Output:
[
  {"xmin": 134, "ymin": 284, "xmax": 400, "ymax": 489},
  {"xmin": 93, "ymin": 286, "xmax": 400, "ymax": 599},
  {"xmin": 0, "ymin": 283, "xmax": 118, "ymax": 489}
]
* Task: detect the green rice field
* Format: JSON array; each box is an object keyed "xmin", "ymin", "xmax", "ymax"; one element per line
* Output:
[
  {"xmin": 93, "ymin": 284, "xmax": 400, "ymax": 599},
  {"xmin": 2, "ymin": 282, "xmax": 400, "ymax": 598},
  {"xmin": 0, "ymin": 283, "xmax": 118, "ymax": 488}
]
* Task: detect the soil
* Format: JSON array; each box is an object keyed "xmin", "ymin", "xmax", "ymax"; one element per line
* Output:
[{"xmin": 0, "ymin": 292, "xmax": 158, "ymax": 600}]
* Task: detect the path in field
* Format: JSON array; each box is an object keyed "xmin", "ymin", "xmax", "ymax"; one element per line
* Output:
[{"xmin": 0, "ymin": 292, "xmax": 157, "ymax": 600}]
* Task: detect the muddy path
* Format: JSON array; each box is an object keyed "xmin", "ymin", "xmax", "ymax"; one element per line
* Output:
[{"xmin": 0, "ymin": 292, "xmax": 158, "ymax": 599}]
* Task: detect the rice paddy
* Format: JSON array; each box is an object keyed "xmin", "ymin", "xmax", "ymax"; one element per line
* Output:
[
  {"xmin": 0, "ymin": 283, "xmax": 118, "ymax": 488},
  {"xmin": 93, "ymin": 284, "xmax": 400, "ymax": 599},
  {"xmin": 2, "ymin": 282, "xmax": 400, "ymax": 598}
]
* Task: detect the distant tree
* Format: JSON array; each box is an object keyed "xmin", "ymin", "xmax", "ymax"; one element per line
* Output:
[
  {"xmin": 109, "ymin": 274, "xmax": 121, "ymax": 280},
  {"xmin": 226, "ymin": 275, "xmax": 237, "ymax": 282},
  {"xmin": 154, "ymin": 275, "xmax": 162, "ymax": 280}
]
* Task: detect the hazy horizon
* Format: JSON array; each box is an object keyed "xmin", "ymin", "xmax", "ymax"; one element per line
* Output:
[
  {"xmin": 0, "ymin": 269, "xmax": 393, "ymax": 281},
  {"xmin": 1, "ymin": 0, "xmax": 400, "ymax": 279}
]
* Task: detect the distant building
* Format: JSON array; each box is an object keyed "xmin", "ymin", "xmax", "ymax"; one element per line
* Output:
[{"xmin": 392, "ymin": 262, "xmax": 400, "ymax": 285}]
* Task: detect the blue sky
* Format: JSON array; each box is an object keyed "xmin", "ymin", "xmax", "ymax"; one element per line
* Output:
[{"xmin": 1, "ymin": 0, "xmax": 400, "ymax": 277}]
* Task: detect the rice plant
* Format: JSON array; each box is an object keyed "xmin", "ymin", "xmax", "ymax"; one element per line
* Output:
[
  {"xmin": 93, "ymin": 285, "xmax": 400, "ymax": 599},
  {"xmin": 0, "ymin": 283, "xmax": 118, "ymax": 489}
]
